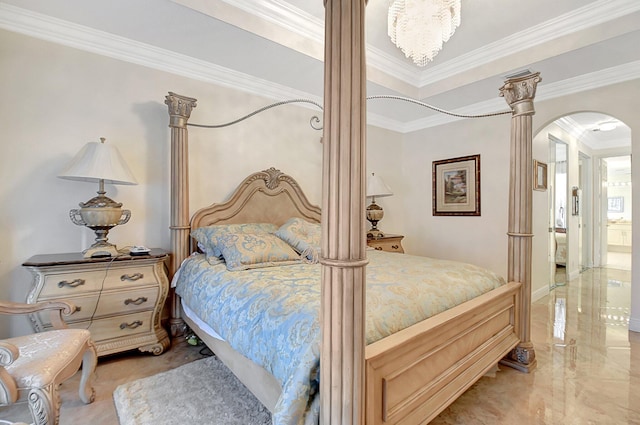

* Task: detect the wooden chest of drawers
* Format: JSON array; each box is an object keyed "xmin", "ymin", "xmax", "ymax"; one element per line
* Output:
[
  {"xmin": 23, "ymin": 250, "xmax": 170, "ymax": 356},
  {"xmin": 367, "ymin": 234, "xmax": 405, "ymax": 253}
]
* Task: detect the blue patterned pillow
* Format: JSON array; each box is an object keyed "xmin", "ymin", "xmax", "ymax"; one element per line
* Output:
[
  {"xmin": 191, "ymin": 223, "xmax": 278, "ymax": 264},
  {"xmin": 275, "ymin": 218, "xmax": 321, "ymax": 262},
  {"xmin": 216, "ymin": 232, "xmax": 301, "ymax": 271}
]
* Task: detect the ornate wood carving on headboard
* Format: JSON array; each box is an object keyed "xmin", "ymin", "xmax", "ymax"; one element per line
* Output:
[{"xmin": 189, "ymin": 167, "xmax": 321, "ymax": 251}]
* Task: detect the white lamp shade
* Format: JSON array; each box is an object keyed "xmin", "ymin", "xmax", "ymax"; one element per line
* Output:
[
  {"xmin": 366, "ymin": 173, "xmax": 393, "ymax": 198},
  {"xmin": 58, "ymin": 141, "xmax": 137, "ymax": 185}
]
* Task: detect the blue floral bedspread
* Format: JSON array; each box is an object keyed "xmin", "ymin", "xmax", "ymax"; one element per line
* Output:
[{"xmin": 174, "ymin": 250, "xmax": 505, "ymax": 425}]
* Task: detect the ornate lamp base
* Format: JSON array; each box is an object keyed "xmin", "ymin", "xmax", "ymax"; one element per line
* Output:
[
  {"xmin": 69, "ymin": 192, "xmax": 131, "ymax": 258},
  {"xmin": 366, "ymin": 201, "xmax": 385, "ymax": 239}
]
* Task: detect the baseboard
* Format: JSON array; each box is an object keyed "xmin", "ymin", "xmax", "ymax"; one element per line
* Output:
[
  {"xmin": 532, "ymin": 285, "xmax": 550, "ymax": 302},
  {"xmin": 568, "ymin": 269, "xmax": 581, "ymax": 281},
  {"xmin": 629, "ymin": 317, "xmax": 640, "ymax": 333}
]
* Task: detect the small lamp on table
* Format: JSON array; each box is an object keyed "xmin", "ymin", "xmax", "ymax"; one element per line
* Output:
[
  {"xmin": 366, "ymin": 173, "xmax": 393, "ymax": 239},
  {"xmin": 58, "ymin": 138, "xmax": 138, "ymax": 258}
]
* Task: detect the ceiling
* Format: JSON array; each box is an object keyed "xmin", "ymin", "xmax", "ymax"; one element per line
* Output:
[{"xmin": 1, "ymin": 0, "xmax": 638, "ymax": 148}]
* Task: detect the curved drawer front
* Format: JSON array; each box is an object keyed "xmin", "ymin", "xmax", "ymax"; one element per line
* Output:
[
  {"xmin": 368, "ymin": 239, "xmax": 404, "ymax": 253},
  {"xmin": 25, "ymin": 252, "xmax": 169, "ymax": 356},
  {"xmin": 41, "ymin": 270, "xmax": 107, "ymax": 297},
  {"xmin": 94, "ymin": 287, "xmax": 159, "ymax": 317},
  {"xmin": 102, "ymin": 264, "xmax": 158, "ymax": 289},
  {"xmin": 35, "ymin": 294, "xmax": 99, "ymax": 327},
  {"xmin": 88, "ymin": 311, "xmax": 152, "ymax": 340},
  {"xmin": 381, "ymin": 241, "xmax": 404, "ymax": 253}
]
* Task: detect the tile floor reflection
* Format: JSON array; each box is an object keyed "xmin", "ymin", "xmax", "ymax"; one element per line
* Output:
[{"xmin": 432, "ymin": 266, "xmax": 640, "ymax": 424}]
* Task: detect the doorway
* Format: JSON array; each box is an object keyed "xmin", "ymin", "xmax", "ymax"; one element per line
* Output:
[
  {"xmin": 579, "ymin": 152, "xmax": 592, "ymax": 271},
  {"xmin": 549, "ymin": 136, "xmax": 568, "ymax": 288},
  {"xmin": 602, "ymin": 155, "xmax": 632, "ymax": 270}
]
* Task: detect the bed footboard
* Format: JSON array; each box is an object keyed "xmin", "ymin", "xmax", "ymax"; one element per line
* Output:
[{"xmin": 365, "ymin": 281, "xmax": 521, "ymax": 425}]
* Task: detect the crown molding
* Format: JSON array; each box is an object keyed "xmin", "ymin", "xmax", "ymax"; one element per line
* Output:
[
  {"xmin": 417, "ymin": 0, "xmax": 640, "ymax": 87},
  {"xmin": 0, "ymin": 3, "xmax": 322, "ymax": 107},
  {"xmin": 210, "ymin": 0, "xmax": 640, "ymax": 91},
  {"xmin": 556, "ymin": 116, "xmax": 632, "ymax": 151},
  {"xmin": 555, "ymin": 116, "xmax": 597, "ymax": 145},
  {"xmin": 402, "ymin": 61, "xmax": 640, "ymax": 133},
  {"xmin": 221, "ymin": 0, "xmax": 323, "ymax": 44},
  {"xmin": 1, "ymin": 3, "xmax": 638, "ymax": 135}
]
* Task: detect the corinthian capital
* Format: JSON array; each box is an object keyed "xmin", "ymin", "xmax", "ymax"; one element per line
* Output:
[
  {"xmin": 499, "ymin": 72, "xmax": 542, "ymax": 116},
  {"xmin": 165, "ymin": 92, "xmax": 197, "ymax": 128}
]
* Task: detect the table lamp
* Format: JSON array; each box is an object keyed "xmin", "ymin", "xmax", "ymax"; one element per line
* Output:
[
  {"xmin": 366, "ymin": 173, "xmax": 393, "ymax": 239},
  {"xmin": 58, "ymin": 138, "xmax": 138, "ymax": 257}
]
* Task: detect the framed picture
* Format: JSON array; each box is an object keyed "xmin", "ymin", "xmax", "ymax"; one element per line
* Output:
[
  {"xmin": 533, "ymin": 160, "xmax": 547, "ymax": 191},
  {"xmin": 608, "ymin": 196, "xmax": 624, "ymax": 213},
  {"xmin": 432, "ymin": 154, "xmax": 480, "ymax": 216}
]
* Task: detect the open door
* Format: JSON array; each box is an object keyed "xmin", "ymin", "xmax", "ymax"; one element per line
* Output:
[
  {"xmin": 579, "ymin": 152, "xmax": 592, "ymax": 271},
  {"xmin": 550, "ymin": 137, "xmax": 568, "ymax": 287},
  {"xmin": 599, "ymin": 158, "xmax": 609, "ymax": 267}
]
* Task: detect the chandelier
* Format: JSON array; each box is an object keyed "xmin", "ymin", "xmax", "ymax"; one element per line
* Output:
[{"xmin": 388, "ymin": 0, "xmax": 461, "ymax": 67}]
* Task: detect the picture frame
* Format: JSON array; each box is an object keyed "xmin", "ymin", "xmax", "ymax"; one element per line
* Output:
[
  {"xmin": 608, "ymin": 196, "xmax": 624, "ymax": 213},
  {"xmin": 533, "ymin": 160, "xmax": 547, "ymax": 191},
  {"xmin": 432, "ymin": 154, "xmax": 480, "ymax": 216}
]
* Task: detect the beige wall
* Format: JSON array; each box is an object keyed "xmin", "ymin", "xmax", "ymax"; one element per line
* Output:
[
  {"xmin": 400, "ymin": 79, "xmax": 640, "ymax": 331},
  {"xmin": 402, "ymin": 113, "xmax": 512, "ymax": 277},
  {"xmin": 0, "ymin": 29, "xmax": 403, "ymax": 337}
]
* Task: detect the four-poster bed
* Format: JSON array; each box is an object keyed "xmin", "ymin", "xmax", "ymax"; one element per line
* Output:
[{"xmin": 163, "ymin": 2, "xmax": 540, "ymax": 424}]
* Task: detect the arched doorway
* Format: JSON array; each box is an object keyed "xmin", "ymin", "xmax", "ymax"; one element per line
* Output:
[{"xmin": 532, "ymin": 112, "xmax": 632, "ymax": 295}]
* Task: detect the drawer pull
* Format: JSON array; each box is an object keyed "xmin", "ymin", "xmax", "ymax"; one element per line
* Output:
[
  {"xmin": 374, "ymin": 246, "xmax": 383, "ymax": 251},
  {"xmin": 121, "ymin": 273, "xmax": 144, "ymax": 282},
  {"xmin": 124, "ymin": 297, "xmax": 148, "ymax": 306},
  {"xmin": 120, "ymin": 320, "xmax": 143, "ymax": 330},
  {"xmin": 391, "ymin": 245, "xmax": 399, "ymax": 250},
  {"xmin": 58, "ymin": 278, "xmax": 85, "ymax": 288}
]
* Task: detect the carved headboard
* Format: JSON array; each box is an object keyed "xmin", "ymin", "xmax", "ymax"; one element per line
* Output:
[{"xmin": 190, "ymin": 167, "xmax": 321, "ymax": 238}]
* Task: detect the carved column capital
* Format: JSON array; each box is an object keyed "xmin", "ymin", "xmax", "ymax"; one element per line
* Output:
[
  {"xmin": 499, "ymin": 72, "xmax": 541, "ymax": 116},
  {"xmin": 165, "ymin": 92, "xmax": 197, "ymax": 128}
]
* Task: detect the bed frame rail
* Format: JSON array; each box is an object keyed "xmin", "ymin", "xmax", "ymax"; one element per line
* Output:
[{"xmin": 365, "ymin": 281, "xmax": 521, "ymax": 424}]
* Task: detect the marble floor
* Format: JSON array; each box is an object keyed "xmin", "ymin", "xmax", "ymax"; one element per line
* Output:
[
  {"xmin": 432, "ymin": 266, "xmax": 639, "ymax": 425},
  {"xmin": 2, "ymin": 266, "xmax": 638, "ymax": 424}
]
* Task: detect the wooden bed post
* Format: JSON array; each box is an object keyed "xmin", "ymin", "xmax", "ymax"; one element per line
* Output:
[
  {"xmin": 499, "ymin": 72, "xmax": 541, "ymax": 373},
  {"xmin": 321, "ymin": 1, "xmax": 368, "ymax": 424},
  {"xmin": 164, "ymin": 92, "xmax": 197, "ymax": 337}
]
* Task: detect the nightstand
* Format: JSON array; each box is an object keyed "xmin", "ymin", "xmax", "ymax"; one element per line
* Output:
[
  {"xmin": 22, "ymin": 249, "xmax": 170, "ymax": 356},
  {"xmin": 367, "ymin": 234, "xmax": 405, "ymax": 253}
]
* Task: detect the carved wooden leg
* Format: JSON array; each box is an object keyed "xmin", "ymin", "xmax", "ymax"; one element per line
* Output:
[
  {"xmin": 170, "ymin": 316, "xmax": 188, "ymax": 338},
  {"xmin": 28, "ymin": 386, "xmax": 57, "ymax": 425},
  {"xmin": 79, "ymin": 342, "xmax": 97, "ymax": 404}
]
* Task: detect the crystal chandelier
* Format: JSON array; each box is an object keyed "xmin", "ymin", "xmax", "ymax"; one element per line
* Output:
[{"xmin": 388, "ymin": 0, "xmax": 461, "ymax": 67}]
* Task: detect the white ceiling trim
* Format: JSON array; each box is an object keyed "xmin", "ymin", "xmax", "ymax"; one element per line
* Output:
[
  {"xmin": 555, "ymin": 116, "xmax": 598, "ymax": 146},
  {"xmin": 222, "ymin": 0, "xmax": 323, "ymax": 43},
  {"xmin": 206, "ymin": 0, "xmax": 640, "ymax": 91},
  {"xmin": 556, "ymin": 117, "xmax": 631, "ymax": 151},
  {"xmin": 538, "ymin": 60, "xmax": 640, "ymax": 100},
  {"xmin": 400, "ymin": 60, "xmax": 640, "ymax": 133},
  {"xmin": 0, "ymin": 3, "xmax": 323, "ymax": 107},
  {"xmin": 417, "ymin": 0, "xmax": 640, "ymax": 88},
  {"xmin": 1, "ymin": 3, "xmax": 638, "ymax": 135},
  {"xmin": 172, "ymin": 0, "xmax": 325, "ymax": 62}
]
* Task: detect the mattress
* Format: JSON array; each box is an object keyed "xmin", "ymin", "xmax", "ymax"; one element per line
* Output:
[{"xmin": 174, "ymin": 250, "xmax": 506, "ymax": 425}]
